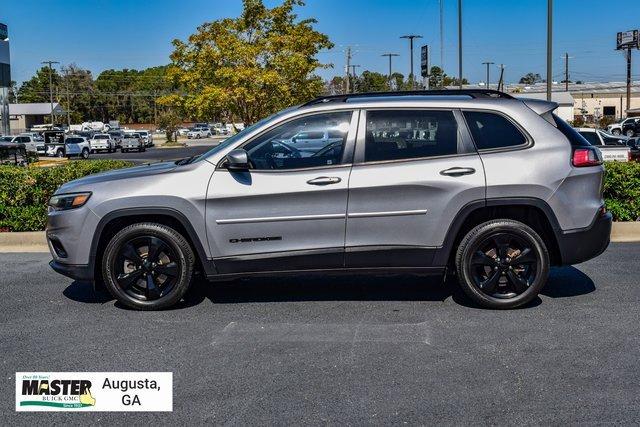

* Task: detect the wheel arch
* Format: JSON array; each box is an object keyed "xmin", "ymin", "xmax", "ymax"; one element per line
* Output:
[
  {"xmin": 90, "ymin": 208, "xmax": 214, "ymax": 280},
  {"xmin": 434, "ymin": 198, "xmax": 562, "ymax": 267}
]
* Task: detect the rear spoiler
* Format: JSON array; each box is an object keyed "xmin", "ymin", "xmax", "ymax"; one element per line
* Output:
[{"xmin": 520, "ymin": 98, "xmax": 558, "ymax": 115}]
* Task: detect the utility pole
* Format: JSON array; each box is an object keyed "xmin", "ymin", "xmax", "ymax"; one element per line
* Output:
[
  {"xmin": 439, "ymin": 0, "xmax": 444, "ymax": 71},
  {"xmin": 458, "ymin": 0, "xmax": 463, "ymax": 89},
  {"xmin": 345, "ymin": 47, "xmax": 352, "ymax": 94},
  {"xmin": 482, "ymin": 61, "xmax": 495, "ymax": 89},
  {"xmin": 41, "ymin": 60, "xmax": 59, "ymax": 124},
  {"xmin": 546, "ymin": 0, "xmax": 553, "ymax": 101},
  {"xmin": 497, "ymin": 64, "xmax": 505, "ymax": 92},
  {"xmin": 350, "ymin": 65, "xmax": 361, "ymax": 92},
  {"xmin": 563, "ymin": 52, "xmax": 573, "ymax": 92},
  {"xmin": 400, "ymin": 34, "xmax": 423, "ymax": 89},
  {"xmin": 382, "ymin": 53, "xmax": 399, "ymax": 89},
  {"xmin": 626, "ymin": 47, "xmax": 632, "ymax": 113}
]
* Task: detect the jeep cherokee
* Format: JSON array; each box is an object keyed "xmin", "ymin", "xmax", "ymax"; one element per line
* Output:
[{"xmin": 47, "ymin": 90, "xmax": 612, "ymax": 310}]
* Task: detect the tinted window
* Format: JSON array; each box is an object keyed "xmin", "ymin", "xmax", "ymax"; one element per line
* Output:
[
  {"xmin": 601, "ymin": 135, "xmax": 624, "ymax": 146},
  {"xmin": 365, "ymin": 110, "xmax": 458, "ymax": 162},
  {"xmin": 464, "ymin": 111, "xmax": 526, "ymax": 150},
  {"xmin": 243, "ymin": 111, "xmax": 352, "ymax": 170},
  {"xmin": 578, "ymin": 131, "xmax": 601, "ymax": 146},
  {"xmin": 552, "ymin": 114, "xmax": 590, "ymax": 147},
  {"xmin": 65, "ymin": 138, "xmax": 82, "ymax": 144}
]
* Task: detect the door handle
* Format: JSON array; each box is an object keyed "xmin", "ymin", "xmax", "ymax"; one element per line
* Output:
[
  {"xmin": 440, "ymin": 167, "xmax": 476, "ymax": 177},
  {"xmin": 307, "ymin": 176, "xmax": 342, "ymax": 186}
]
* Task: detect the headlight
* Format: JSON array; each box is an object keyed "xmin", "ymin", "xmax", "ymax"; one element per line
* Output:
[{"xmin": 48, "ymin": 192, "xmax": 92, "ymax": 211}]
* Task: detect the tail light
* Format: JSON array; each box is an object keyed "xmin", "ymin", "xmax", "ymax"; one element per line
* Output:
[{"xmin": 572, "ymin": 147, "xmax": 602, "ymax": 167}]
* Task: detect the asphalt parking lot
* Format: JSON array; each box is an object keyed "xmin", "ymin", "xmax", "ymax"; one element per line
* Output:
[{"xmin": 2, "ymin": 243, "xmax": 639, "ymax": 424}]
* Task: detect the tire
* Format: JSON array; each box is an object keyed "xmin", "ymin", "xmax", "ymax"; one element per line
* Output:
[
  {"xmin": 101, "ymin": 223, "xmax": 195, "ymax": 310},
  {"xmin": 612, "ymin": 129, "xmax": 621, "ymax": 136},
  {"xmin": 455, "ymin": 219, "xmax": 550, "ymax": 309},
  {"xmin": 626, "ymin": 129, "xmax": 635, "ymax": 137},
  {"xmin": 56, "ymin": 149, "xmax": 64, "ymax": 158},
  {"xmin": 81, "ymin": 148, "xmax": 89, "ymax": 159}
]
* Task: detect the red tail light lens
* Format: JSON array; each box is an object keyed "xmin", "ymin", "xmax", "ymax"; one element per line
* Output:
[{"xmin": 572, "ymin": 147, "xmax": 602, "ymax": 167}]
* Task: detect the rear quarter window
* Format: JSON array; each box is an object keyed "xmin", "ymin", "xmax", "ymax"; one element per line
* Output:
[
  {"xmin": 463, "ymin": 111, "xmax": 527, "ymax": 150},
  {"xmin": 552, "ymin": 114, "xmax": 590, "ymax": 147}
]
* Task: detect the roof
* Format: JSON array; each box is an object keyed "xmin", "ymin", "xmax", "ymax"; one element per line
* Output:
[
  {"xmin": 447, "ymin": 82, "xmax": 640, "ymax": 96},
  {"xmin": 513, "ymin": 91, "xmax": 574, "ymax": 105},
  {"xmin": 303, "ymin": 89, "xmax": 514, "ymax": 106},
  {"xmin": 7, "ymin": 103, "xmax": 65, "ymax": 115}
]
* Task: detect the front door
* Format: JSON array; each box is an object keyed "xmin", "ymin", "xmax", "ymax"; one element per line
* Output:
[
  {"xmin": 206, "ymin": 110, "xmax": 358, "ymax": 274},
  {"xmin": 345, "ymin": 109, "xmax": 485, "ymax": 267}
]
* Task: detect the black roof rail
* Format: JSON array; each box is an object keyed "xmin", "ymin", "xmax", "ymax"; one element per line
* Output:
[{"xmin": 301, "ymin": 89, "xmax": 514, "ymax": 107}]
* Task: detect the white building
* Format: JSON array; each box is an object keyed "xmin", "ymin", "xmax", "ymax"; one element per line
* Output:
[{"xmin": 0, "ymin": 102, "xmax": 65, "ymax": 134}]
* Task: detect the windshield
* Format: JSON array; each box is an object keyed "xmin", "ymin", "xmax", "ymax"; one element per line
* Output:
[{"xmin": 191, "ymin": 108, "xmax": 297, "ymax": 164}]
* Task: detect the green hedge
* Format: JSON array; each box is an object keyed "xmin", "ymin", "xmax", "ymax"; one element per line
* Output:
[
  {"xmin": 0, "ymin": 160, "xmax": 133, "ymax": 232},
  {"xmin": 0, "ymin": 159, "xmax": 639, "ymax": 232},
  {"xmin": 603, "ymin": 162, "xmax": 640, "ymax": 221}
]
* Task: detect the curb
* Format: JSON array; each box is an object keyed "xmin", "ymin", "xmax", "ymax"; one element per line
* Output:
[{"xmin": 2, "ymin": 222, "xmax": 640, "ymax": 253}]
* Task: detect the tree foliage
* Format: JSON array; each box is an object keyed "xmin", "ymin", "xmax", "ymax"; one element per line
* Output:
[
  {"xmin": 519, "ymin": 72, "xmax": 543, "ymax": 85},
  {"xmin": 161, "ymin": 0, "xmax": 333, "ymax": 124}
]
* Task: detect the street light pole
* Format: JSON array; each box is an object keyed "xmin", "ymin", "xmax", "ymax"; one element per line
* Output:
[
  {"xmin": 458, "ymin": 0, "xmax": 463, "ymax": 89},
  {"xmin": 41, "ymin": 60, "xmax": 59, "ymax": 124},
  {"xmin": 546, "ymin": 0, "xmax": 553, "ymax": 101},
  {"xmin": 381, "ymin": 53, "xmax": 400, "ymax": 89},
  {"xmin": 400, "ymin": 34, "xmax": 423, "ymax": 89},
  {"xmin": 482, "ymin": 61, "xmax": 495, "ymax": 89}
]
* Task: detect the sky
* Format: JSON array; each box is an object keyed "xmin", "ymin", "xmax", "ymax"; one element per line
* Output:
[{"xmin": 1, "ymin": 0, "xmax": 639, "ymax": 86}]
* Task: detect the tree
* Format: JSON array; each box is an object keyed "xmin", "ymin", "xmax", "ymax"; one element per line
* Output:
[
  {"xmin": 428, "ymin": 66, "xmax": 468, "ymax": 88},
  {"xmin": 157, "ymin": 110, "xmax": 182, "ymax": 142},
  {"xmin": 60, "ymin": 64, "xmax": 96, "ymax": 123},
  {"xmin": 519, "ymin": 72, "xmax": 542, "ymax": 85},
  {"xmin": 355, "ymin": 71, "xmax": 389, "ymax": 93},
  {"xmin": 161, "ymin": 0, "xmax": 333, "ymax": 124},
  {"xmin": 17, "ymin": 66, "xmax": 62, "ymax": 103}
]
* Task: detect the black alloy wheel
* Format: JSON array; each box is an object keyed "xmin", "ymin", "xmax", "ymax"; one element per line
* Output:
[
  {"xmin": 455, "ymin": 219, "xmax": 549, "ymax": 309},
  {"xmin": 112, "ymin": 236, "xmax": 180, "ymax": 301},
  {"xmin": 102, "ymin": 223, "xmax": 195, "ymax": 310}
]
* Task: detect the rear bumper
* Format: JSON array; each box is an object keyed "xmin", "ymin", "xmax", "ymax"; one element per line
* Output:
[
  {"xmin": 557, "ymin": 212, "xmax": 612, "ymax": 265},
  {"xmin": 49, "ymin": 260, "xmax": 93, "ymax": 281}
]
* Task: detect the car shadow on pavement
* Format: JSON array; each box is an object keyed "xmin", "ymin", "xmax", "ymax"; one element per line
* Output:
[{"xmin": 62, "ymin": 265, "xmax": 595, "ymax": 310}]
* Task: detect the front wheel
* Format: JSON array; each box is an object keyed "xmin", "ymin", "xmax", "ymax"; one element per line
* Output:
[
  {"xmin": 56, "ymin": 149, "xmax": 64, "ymax": 158},
  {"xmin": 455, "ymin": 219, "xmax": 549, "ymax": 309},
  {"xmin": 81, "ymin": 148, "xmax": 89, "ymax": 159},
  {"xmin": 102, "ymin": 223, "xmax": 195, "ymax": 310},
  {"xmin": 612, "ymin": 129, "xmax": 621, "ymax": 135},
  {"xmin": 626, "ymin": 129, "xmax": 635, "ymax": 137}
]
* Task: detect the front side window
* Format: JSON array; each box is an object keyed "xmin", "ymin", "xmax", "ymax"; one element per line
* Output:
[
  {"xmin": 364, "ymin": 110, "xmax": 459, "ymax": 162},
  {"xmin": 243, "ymin": 111, "xmax": 352, "ymax": 170},
  {"xmin": 464, "ymin": 111, "xmax": 527, "ymax": 150}
]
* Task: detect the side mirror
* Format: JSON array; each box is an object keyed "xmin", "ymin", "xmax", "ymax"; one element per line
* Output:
[{"xmin": 225, "ymin": 149, "xmax": 250, "ymax": 171}]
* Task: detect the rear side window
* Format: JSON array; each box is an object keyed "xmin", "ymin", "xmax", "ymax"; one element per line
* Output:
[
  {"xmin": 577, "ymin": 131, "xmax": 601, "ymax": 146},
  {"xmin": 464, "ymin": 111, "xmax": 527, "ymax": 150},
  {"xmin": 365, "ymin": 110, "xmax": 459, "ymax": 162},
  {"xmin": 552, "ymin": 114, "xmax": 590, "ymax": 147}
]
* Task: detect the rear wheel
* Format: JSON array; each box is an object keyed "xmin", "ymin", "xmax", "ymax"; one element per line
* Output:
[
  {"xmin": 612, "ymin": 129, "xmax": 621, "ymax": 135},
  {"xmin": 455, "ymin": 219, "xmax": 549, "ymax": 309},
  {"xmin": 81, "ymin": 148, "xmax": 89, "ymax": 159},
  {"xmin": 626, "ymin": 129, "xmax": 635, "ymax": 137},
  {"xmin": 102, "ymin": 223, "xmax": 195, "ymax": 310},
  {"xmin": 56, "ymin": 149, "xmax": 64, "ymax": 158}
]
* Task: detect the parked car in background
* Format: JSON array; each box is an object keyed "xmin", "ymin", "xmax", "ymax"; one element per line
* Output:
[
  {"xmin": 108, "ymin": 130, "xmax": 125, "ymax": 148},
  {"xmin": 177, "ymin": 128, "xmax": 191, "ymax": 137},
  {"xmin": 0, "ymin": 136, "xmax": 13, "ymax": 143},
  {"xmin": 64, "ymin": 136, "xmax": 91, "ymax": 159},
  {"xmin": 136, "ymin": 130, "xmax": 153, "ymax": 147},
  {"xmin": 621, "ymin": 118, "xmax": 640, "ymax": 137},
  {"xmin": 89, "ymin": 134, "xmax": 116, "ymax": 153},
  {"xmin": 120, "ymin": 133, "xmax": 145, "ymax": 152},
  {"xmin": 607, "ymin": 117, "xmax": 639, "ymax": 136},
  {"xmin": 575, "ymin": 128, "xmax": 630, "ymax": 162},
  {"xmin": 10, "ymin": 135, "xmax": 39, "ymax": 153},
  {"xmin": 187, "ymin": 127, "xmax": 212, "ymax": 139}
]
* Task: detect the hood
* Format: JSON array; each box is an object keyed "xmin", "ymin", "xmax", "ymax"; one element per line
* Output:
[{"xmin": 56, "ymin": 161, "xmax": 178, "ymax": 194}]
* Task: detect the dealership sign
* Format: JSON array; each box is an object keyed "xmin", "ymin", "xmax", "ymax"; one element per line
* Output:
[
  {"xmin": 616, "ymin": 30, "xmax": 639, "ymax": 50},
  {"xmin": 421, "ymin": 44, "xmax": 429, "ymax": 77},
  {"xmin": 16, "ymin": 372, "xmax": 173, "ymax": 412}
]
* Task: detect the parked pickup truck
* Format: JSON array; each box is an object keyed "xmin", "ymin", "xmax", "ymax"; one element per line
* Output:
[
  {"xmin": 89, "ymin": 133, "xmax": 116, "ymax": 153},
  {"xmin": 120, "ymin": 133, "xmax": 145, "ymax": 152},
  {"xmin": 576, "ymin": 128, "xmax": 631, "ymax": 162}
]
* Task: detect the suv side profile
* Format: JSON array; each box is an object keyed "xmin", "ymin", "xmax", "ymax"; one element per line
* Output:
[{"xmin": 47, "ymin": 90, "xmax": 612, "ymax": 310}]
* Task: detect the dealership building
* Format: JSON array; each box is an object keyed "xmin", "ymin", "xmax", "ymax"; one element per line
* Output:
[{"xmin": 0, "ymin": 102, "xmax": 65, "ymax": 134}]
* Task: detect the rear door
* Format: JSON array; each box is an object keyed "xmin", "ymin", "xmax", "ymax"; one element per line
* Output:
[
  {"xmin": 206, "ymin": 110, "xmax": 358, "ymax": 274},
  {"xmin": 345, "ymin": 108, "xmax": 485, "ymax": 267}
]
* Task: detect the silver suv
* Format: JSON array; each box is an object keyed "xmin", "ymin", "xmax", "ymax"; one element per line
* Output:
[{"xmin": 47, "ymin": 90, "xmax": 612, "ymax": 310}]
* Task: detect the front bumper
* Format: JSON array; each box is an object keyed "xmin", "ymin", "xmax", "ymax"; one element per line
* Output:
[
  {"xmin": 557, "ymin": 212, "xmax": 612, "ymax": 265},
  {"xmin": 49, "ymin": 260, "xmax": 93, "ymax": 281}
]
